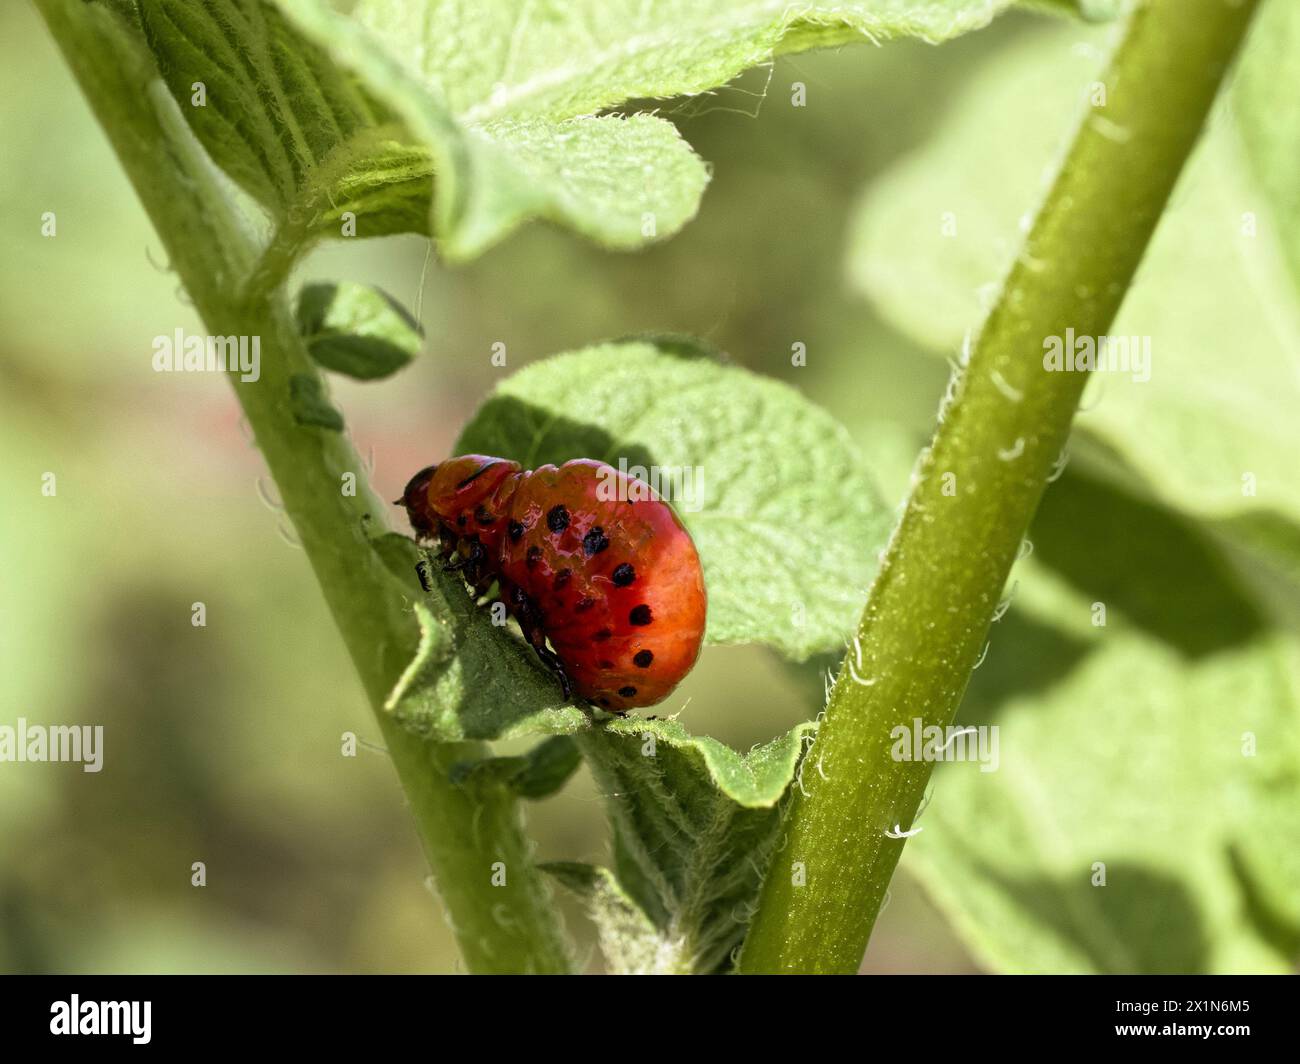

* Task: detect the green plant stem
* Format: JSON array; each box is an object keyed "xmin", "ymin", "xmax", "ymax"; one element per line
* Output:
[
  {"xmin": 37, "ymin": 0, "xmax": 570, "ymax": 974},
  {"xmin": 739, "ymin": 0, "xmax": 1261, "ymax": 975},
  {"xmin": 242, "ymin": 212, "xmax": 315, "ymax": 307}
]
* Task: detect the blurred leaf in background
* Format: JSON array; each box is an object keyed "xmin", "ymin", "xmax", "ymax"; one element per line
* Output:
[
  {"xmin": 849, "ymin": 15, "xmax": 1300, "ymax": 972},
  {"xmin": 3, "ymin": 0, "xmax": 1000, "ymax": 973},
  {"xmin": 848, "ymin": 17, "xmax": 1300, "ymax": 619},
  {"xmin": 9, "ymin": 0, "xmax": 1299, "ymax": 976}
]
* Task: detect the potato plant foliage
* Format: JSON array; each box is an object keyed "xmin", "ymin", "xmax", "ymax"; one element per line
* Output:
[{"xmin": 36, "ymin": 0, "xmax": 1300, "ymax": 974}]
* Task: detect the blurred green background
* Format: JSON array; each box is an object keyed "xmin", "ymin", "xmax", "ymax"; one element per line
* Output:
[{"xmin": 4, "ymin": 1, "xmax": 1296, "ymax": 973}]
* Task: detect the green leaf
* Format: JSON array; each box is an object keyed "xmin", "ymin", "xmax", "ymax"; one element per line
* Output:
[
  {"xmin": 1236, "ymin": 0, "xmax": 1300, "ymax": 296},
  {"xmin": 565, "ymin": 718, "xmax": 815, "ymax": 973},
  {"xmin": 271, "ymin": 0, "xmax": 1028, "ymax": 259},
  {"xmin": 1017, "ymin": 0, "xmax": 1124, "ymax": 21},
  {"xmin": 848, "ymin": 23, "xmax": 1107, "ymax": 350},
  {"xmin": 847, "ymin": 22, "xmax": 1300, "ymax": 611},
  {"xmin": 346, "ymin": 0, "xmax": 1018, "ymax": 120},
  {"xmin": 96, "ymin": 0, "xmax": 143, "ymax": 28},
  {"xmin": 450, "ymin": 736, "xmax": 582, "ymax": 800},
  {"xmin": 1228, "ymin": 772, "xmax": 1300, "ymax": 956},
  {"xmin": 296, "ymin": 281, "xmax": 422, "ymax": 379},
  {"xmin": 136, "ymin": 0, "xmax": 432, "ymax": 241},
  {"xmin": 455, "ymin": 339, "xmax": 891, "ymax": 660},
  {"xmin": 903, "ymin": 472, "xmax": 1300, "ymax": 973},
  {"xmin": 540, "ymin": 863, "xmax": 664, "ymax": 975},
  {"xmin": 287, "ymin": 372, "xmax": 343, "ymax": 430},
  {"xmin": 137, "ymin": 0, "xmax": 1033, "ymax": 261}
]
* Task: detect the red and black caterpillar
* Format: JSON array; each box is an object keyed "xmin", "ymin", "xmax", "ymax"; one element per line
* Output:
[{"xmin": 400, "ymin": 455, "xmax": 706, "ymax": 712}]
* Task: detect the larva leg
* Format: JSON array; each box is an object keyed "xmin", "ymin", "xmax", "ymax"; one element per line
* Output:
[
  {"xmin": 531, "ymin": 642, "xmax": 573, "ymax": 702},
  {"xmin": 415, "ymin": 558, "xmax": 434, "ymax": 594},
  {"xmin": 507, "ymin": 584, "xmax": 573, "ymax": 701}
]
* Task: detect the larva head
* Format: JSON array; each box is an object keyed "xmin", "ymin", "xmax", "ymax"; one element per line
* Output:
[{"xmin": 400, "ymin": 455, "xmax": 521, "ymax": 537}]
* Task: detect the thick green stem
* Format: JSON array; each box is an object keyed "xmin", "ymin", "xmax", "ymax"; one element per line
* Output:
[
  {"xmin": 37, "ymin": 0, "xmax": 570, "ymax": 973},
  {"xmin": 739, "ymin": 0, "xmax": 1261, "ymax": 974}
]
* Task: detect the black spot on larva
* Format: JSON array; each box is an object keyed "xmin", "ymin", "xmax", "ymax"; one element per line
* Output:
[
  {"xmin": 507, "ymin": 519, "xmax": 524, "ymax": 541},
  {"xmin": 456, "ymin": 514, "xmax": 467, "ymax": 527},
  {"xmin": 475, "ymin": 505, "xmax": 494, "ymax": 525},
  {"xmin": 575, "ymin": 597, "xmax": 595, "ymax": 612},
  {"xmin": 629, "ymin": 604, "xmax": 652, "ymax": 626},
  {"xmin": 583, "ymin": 526, "xmax": 610, "ymax": 555},
  {"xmin": 633, "ymin": 649, "xmax": 654, "ymax": 668},
  {"xmin": 509, "ymin": 586, "xmax": 528, "ymax": 608},
  {"xmin": 553, "ymin": 568, "xmax": 572, "ymax": 590},
  {"xmin": 598, "ymin": 697, "xmax": 611, "ymax": 707},
  {"xmin": 619, "ymin": 686, "xmax": 637, "ymax": 698},
  {"xmin": 593, "ymin": 628, "xmax": 612, "ymax": 642},
  {"xmin": 546, "ymin": 504, "xmax": 570, "ymax": 533},
  {"xmin": 611, "ymin": 563, "xmax": 635, "ymax": 587},
  {"xmin": 599, "ymin": 659, "xmax": 614, "ymax": 669},
  {"xmin": 526, "ymin": 545, "xmax": 542, "ymax": 568}
]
